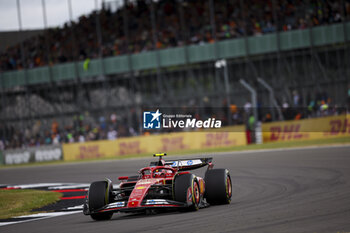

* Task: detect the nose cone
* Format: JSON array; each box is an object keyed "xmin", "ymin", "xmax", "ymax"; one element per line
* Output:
[
  {"xmin": 128, "ymin": 201, "xmax": 139, "ymax": 208},
  {"xmin": 127, "ymin": 180, "xmax": 155, "ymax": 208}
]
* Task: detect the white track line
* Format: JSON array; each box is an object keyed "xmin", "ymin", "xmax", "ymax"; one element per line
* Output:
[
  {"xmin": 8, "ymin": 183, "xmax": 65, "ymax": 189},
  {"xmin": 0, "ymin": 211, "xmax": 81, "ymax": 227},
  {"xmin": 65, "ymin": 205, "xmax": 84, "ymax": 210},
  {"xmin": 48, "ymin": 184, "xmax": 90, "ymax": 190}
]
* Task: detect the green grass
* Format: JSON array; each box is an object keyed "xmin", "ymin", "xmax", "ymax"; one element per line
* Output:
[
  {"xmin": 1, "ymin": 136, "xmax": 350, "ymax": 168},
  {"xmin": 0, "ymin": 189, "xmax": 62, "ymax": 219}
]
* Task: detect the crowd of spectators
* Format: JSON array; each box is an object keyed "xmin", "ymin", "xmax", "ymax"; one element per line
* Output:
[
  {"xmin": 1, "ymin": 0, "xmax": 349, "ymax": 71},
  {"xmin": 0, "ymin": 112, "xmax": 138, "ymax": 150},
  {"xmin": 0, "ymin": 0, "xmax": 349, "ymax": 149},
  {"xmin": 1, "ymin": 87, "xmax": 348, "ymax": 150}
]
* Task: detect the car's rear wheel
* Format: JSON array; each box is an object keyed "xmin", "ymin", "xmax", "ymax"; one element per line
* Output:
[
  {"xmin": 205, "ymin": 169, "xmax": 232, "ymax": 205},
  {"xmin": 174, "ymin": 174, "xmax": 200, "ymax": 211},
  {"xmin": 88, "ymin": 181, "xmax": 113, "ymax": 221}
]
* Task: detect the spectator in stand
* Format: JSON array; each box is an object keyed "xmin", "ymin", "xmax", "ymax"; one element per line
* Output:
[
  {"xmin": 44, "ymin": 132, "xmax": 52, "ymax": 145},
  {"xmin": 107, "ymin": 127, "xmax": 118, "ymax": 140},
  {"xmin": 263, "ymin": 113, "xmax": 272, "ymax": 122},
  {"xmin": 51, "ymin": 120, "xmax": 59, "ymax": 135},
  {"xmin": 79, "ymin": 134, "xmax": 85, "ymax": 143},
  {"xmin": 0, "ymin": 0, "xmax": 347, "ymax": 72},
  {"xmin": 67, "ymin": 131, "xmax": 74, "ymax": 143},
  {"xmin": 292, "ymin": 90, "xmax": 300, "ymax": 107},
  {"xmin": 52, "ymin": 133, "xmax": 60, "ymax": 145},
  {"xmin": 99, "ymin": 116, "xmax": 107, "ymax": 131}
]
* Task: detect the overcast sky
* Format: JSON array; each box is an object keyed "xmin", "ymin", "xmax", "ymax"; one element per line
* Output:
[{"xmin": 0, "ymin": 0, "xmax": 122, "ymax": 31}]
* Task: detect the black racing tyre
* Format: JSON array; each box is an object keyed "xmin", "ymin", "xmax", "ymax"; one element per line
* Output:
[
  {"xmin": 174, "ymin": 174, "xmax": 200, "ymax": 211},
  {"xmin": 205, "ymin": 169, "xmax": 232, "ymax": 205},
  {"xmin": 88, "ymin": 181, "xmax": 113, "ymax": 221},
  {"xmin": 90, "ymin": 212, "xmax": 113, "ymax": 221}
]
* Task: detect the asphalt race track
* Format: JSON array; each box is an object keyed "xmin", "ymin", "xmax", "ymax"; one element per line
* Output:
[{"xmin": 1, "ymin": 145, "xmax": 350, "ymax": 233}]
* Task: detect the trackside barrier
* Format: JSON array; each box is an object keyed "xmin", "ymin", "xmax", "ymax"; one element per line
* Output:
[
  {"xmin": 262, "ymin": 114, "xmax": 350, "ymax": 143},
  {"xmin": 63, "ymin": 126, "xmax": 246, "ymax": 161},
  {"xmin": 2, "ymin": 145, "xmax": 63, "ymax": 165},
  {"xmin": 3, "ymin": 115, "xmax": 347, "ymax": 165}
]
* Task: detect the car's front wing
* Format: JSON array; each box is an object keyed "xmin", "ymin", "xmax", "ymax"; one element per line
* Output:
[{"xmin": 83, "ymin": 199, "xmax": 188, "ymax": 215}]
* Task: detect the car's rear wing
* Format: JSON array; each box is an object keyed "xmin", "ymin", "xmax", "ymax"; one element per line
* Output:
[{"xmin": 164, "ymin": 158, "xmax": 213, "ymax": 171}]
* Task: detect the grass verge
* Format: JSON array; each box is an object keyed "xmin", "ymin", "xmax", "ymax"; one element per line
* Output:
[{"xmin": 0, "ymin": 189, "xmax": 62, "ymax": 219}]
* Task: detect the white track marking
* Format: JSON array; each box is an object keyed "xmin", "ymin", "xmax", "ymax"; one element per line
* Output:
[
  {"xmin": 2, "ymin": 183, "xmax": 91, "ymax": 190},
  {"xmin": 48, "ymin": 184, "xmax": 90, "ymax": 190},
  {"xmin": 65, "ymin": 205, "xmax": 84, "ymax": 210},
  {"xmin": 8, "ymin": 183, "xmax": 65, "ymax": 189},
  {"xmin": 0, "ymin": 211, "xmax": 81, "ymax": 227}
]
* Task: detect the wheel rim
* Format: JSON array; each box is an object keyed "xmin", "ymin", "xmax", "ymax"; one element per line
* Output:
[
  {"xmin": 226, "ymin": 176, "xmax": 232, "ymax": 198},
  {"xmin": 193, "ymin": 182, "xmax": 200, "ymax": 204}
]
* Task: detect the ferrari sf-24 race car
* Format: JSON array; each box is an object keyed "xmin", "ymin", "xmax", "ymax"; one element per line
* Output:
[{"xmin": 83, "ymin": 153, "xmax": 232, "ymax": 220}]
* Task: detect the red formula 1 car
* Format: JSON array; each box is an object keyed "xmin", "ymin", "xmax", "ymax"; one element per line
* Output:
[{"xmin": 83, "ymin": 153, "xmax": 232, "ymax": 220}]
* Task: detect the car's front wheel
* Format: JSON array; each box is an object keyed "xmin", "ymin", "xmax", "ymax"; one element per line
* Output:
[
  {"xmin": 88, "ymin": 180, "xmax": 113, "ymax": 221},
  {"xmin": 174, "ymin": 173, "xmax": 200, "ymax": 211}
]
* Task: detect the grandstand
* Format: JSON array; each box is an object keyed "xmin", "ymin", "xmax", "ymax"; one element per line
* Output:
[{"xmin": 0, "ymin": 0, "xmax": 350, "ymax": 149}]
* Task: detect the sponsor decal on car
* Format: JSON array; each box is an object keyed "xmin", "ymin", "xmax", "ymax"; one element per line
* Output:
[
  {"xmin": 107, "ymin": 201, "xmax": 125, "ymax": 208},
  {"xmin": 145, "ymin": 199, "xmax": 169, "ymax": 205},
  {"xmin": 147, "ymin": 200, "xmax": 156, "ymax": 205},
  {"xmin": 170, "ymin": 159, "xmax": 202, "ymax": 167},
  {"xmin": 138, "ymin": 180, "xmax": 152, "ymax": 184}
]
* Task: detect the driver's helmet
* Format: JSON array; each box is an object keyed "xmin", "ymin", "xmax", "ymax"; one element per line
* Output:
[{"xmin": 153, "ymin": 169, "xmax": 165, "ymax": 178}]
